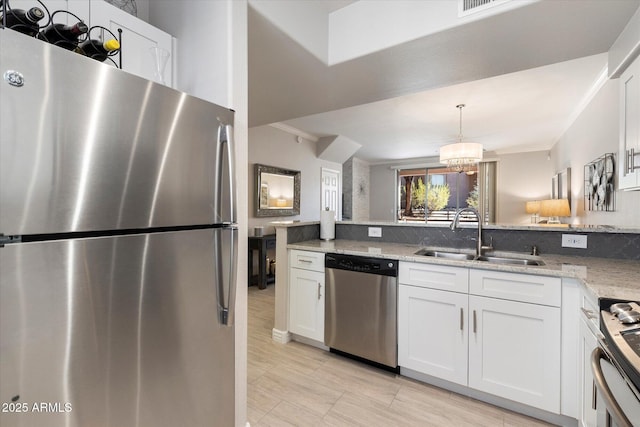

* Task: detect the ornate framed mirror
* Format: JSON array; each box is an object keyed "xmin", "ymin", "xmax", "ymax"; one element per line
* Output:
[{"xmin": 255, "ymin": 164, "xmax": 301, "ymax": 217}]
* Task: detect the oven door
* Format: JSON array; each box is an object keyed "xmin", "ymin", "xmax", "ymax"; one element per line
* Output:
[{"xmin": 591, "ymin": 347, "xmax": 640, "ymax": 427}]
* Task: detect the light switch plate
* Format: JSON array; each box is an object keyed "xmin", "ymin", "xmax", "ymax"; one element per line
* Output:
[
  {"xmin": 562, "ymin": 234, "xmax": 587, "ymax": 249},
  {"xmin": 368, "ymin": 227, "xmax": 382, "ymax": 238}
]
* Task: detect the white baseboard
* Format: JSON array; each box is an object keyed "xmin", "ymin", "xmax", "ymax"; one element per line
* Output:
[{"xmin": 271, "ymin": 328, "xmax": 291, "ymax": 343}]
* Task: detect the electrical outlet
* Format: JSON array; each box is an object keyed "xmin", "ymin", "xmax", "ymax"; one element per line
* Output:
[
  {"xmin": 368, "ymin": 227, "xmax": 382, "ymax": 238},
  {"xmin": 562, "ymin": 234, "xmax": 588, "ymax": 249}
]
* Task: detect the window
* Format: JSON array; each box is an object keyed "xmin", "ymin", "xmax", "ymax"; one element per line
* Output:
[{"xmin": 397, "ymin": 163, "xmax": 496, "ymax": 223}]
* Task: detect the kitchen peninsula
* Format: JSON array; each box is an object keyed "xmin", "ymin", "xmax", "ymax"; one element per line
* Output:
[{"xmin": 271, "ymin": 220, "xmax": 640, "ymax": 426}]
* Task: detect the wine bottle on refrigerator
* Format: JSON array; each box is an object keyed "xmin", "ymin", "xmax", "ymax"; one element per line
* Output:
[
  {"xmin": 77, "ymin": 38, "xmax": 120, "ymax": 62},
  {"xmin": 38, "ymin": 21, "xmax": 89, "ymax": 50},
  {"xmin": 0, "ymin": 6, "xmax": 45, "ymax": 37}
]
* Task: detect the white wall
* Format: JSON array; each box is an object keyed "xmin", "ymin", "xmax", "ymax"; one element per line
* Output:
[
  {"xmin": 551, "ymin": 79, "xmax": 640, "ymax": 227},
  {"xmin": 150, "ymin": 2, "xmax": 249, "ymax": 426},
  {"xmin": 496, "ymin": 151, "xmax": 553, "ymax": 224},
  {"xmin": 248, "ymin": 0, "xmax": 330, "ymax": 63},
  {"xmin": 248, "ymin": 125, "xmax": 342, "ymax": 234},
  {"xmin": 150, "ymin": 0, "xmax": 231, "ymax": 108},
  {"xmin": 328, "ymin": 0, "xmax": 532, "ymax": 64}
]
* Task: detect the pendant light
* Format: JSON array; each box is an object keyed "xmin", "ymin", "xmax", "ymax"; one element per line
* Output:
[{"xmin": 439, "ymin": 104, "xmax": 483, "ymax": 173}]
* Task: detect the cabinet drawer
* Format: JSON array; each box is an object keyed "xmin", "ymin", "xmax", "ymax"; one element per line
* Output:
[
  {"xmin": 469, "ymin": 269, "xmax": 561, "ymax": 307},
  {"xmin": 399, "ymin": 262, "xmax": 468, "ymax": 293},
  {"xmin": 289, "ymin": 249, "xmax": 325, "ymax": 272}
]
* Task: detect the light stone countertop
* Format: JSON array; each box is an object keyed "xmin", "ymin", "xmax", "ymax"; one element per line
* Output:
[
  {"xmin": 288, "ymin": 239, "xmax": 640, "ymax": 301},
  {"xmin": 273, "ymin": 220, "xmax": 640, "ymax": 234}
]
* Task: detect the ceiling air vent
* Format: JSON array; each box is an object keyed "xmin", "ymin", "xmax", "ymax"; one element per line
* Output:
[{"xmin": 458, "ymin": 0, "xmax": 510, "ymax": 17}]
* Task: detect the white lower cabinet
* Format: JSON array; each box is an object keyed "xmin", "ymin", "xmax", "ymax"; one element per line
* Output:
[
  {"xmin": 468, "ymin": 294, "xmax": 561, "ymax": 413},
  {"xmin": 288, "ymin": 250, "xmax": 325, "ymax": 342},
  {"xmin": 398, "ymin": 285, "xmax": 468, "ymax": 385},
  {"xmin": 399, "ymin": 262, "xmax": 562, "ymax": 414},
  {"xmin": 577, "ymin": 288, "xmax": 599, "ymax": 427}
]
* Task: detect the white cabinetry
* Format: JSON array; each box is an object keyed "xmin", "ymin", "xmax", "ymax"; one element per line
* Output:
[
  {"xmin": 619, "ymin": 55, "xmax": 640, "ymax": 190},
  {"xmin": 89, "ymin": 1, "xmax": 174, "ymax": 86},
  {"xmin": 577, "ymin": 290, "xmax": 599, "ymax": 427},
  {"xmin": 398, "ymin": 264, "xmax": 469, "ymax": 385},
  {"xmin": 288, "ymin": 250, "xmax": 325, "ymax": 342},
  {"xmin": 468, "ymin": 270, "xmax": 561, "ymax": 413},
  {"xmin": 399, "ymin": 262, "xmax": 562, "ymax": 414}
]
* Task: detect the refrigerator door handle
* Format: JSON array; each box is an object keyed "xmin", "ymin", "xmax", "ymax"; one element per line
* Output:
[
  {"xmin": 216, "ymin": 124, "xmax": 237, "ymax": 225},
  {"xmin": 216, "ymin": 227, "xmax": 238, "ymax": 326}
]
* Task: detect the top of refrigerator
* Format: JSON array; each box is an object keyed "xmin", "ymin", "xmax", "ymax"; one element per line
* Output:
[{"xmin": 0, "ymin": 29, "xmax": 236, "ymax": 237}]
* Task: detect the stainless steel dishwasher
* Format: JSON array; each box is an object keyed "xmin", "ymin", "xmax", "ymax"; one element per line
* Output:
[{"xmin": 324, "ymin": 253, "xmax": 398, "ymax": 369}]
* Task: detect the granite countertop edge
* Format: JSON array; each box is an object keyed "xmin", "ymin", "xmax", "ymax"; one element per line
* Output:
[{"xmin": 287, "ymin": 239, "xmax": 639, "ymax": 301}]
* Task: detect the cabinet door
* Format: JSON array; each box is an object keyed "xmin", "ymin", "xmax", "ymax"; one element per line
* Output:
[
  {"xmin": 398, "ymin": 285, "xmax": 468, "ymax": 385},
  {"xmin": 89, "ymin": 1, "xmax": 173, "ymax": 86},
  {"xmin": 578, "ymin": 316, "xmax": 598, "ymax": 427},
  {"xmin": 468, "ymin": 295, "xmax": 561, "ymax": 413},
  {"xmin": 619, "ymin": 56, "xmax": 640, "ymax": 190},
  {"xmin": 289, "ymin": 268, "xmax": 324, "ymax": 342}
]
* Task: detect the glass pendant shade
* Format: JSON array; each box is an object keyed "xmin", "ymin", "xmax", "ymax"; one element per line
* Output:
[
  {"xmin": 439, "ymin": 142, "xmax": 483, "ymax": 171},
  {"xmin": 439, "ymin": 104, "xmax": 483, "ymax": 173}
]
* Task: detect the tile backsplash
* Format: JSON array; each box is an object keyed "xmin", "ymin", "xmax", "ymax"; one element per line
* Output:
[{"xmin": 288, "ymin": 223, "xmax": 640, "ymax": 260}]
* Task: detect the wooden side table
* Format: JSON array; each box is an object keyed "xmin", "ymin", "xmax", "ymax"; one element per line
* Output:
[{"xmin": 248, "ymin": 234, "xmax": 276, "ymax": 289}]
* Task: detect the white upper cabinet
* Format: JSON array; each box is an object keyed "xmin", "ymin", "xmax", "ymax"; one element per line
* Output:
[
  {"xmin": 89, "ymin": 1, "xmax": 174, "ymax": 87},
  {"xmin": 619, "ymin": 56, "xmax": 640, "ymax": 190}
]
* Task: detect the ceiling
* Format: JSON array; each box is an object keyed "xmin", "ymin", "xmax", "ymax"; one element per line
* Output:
[{"xmin": 248, "ymin": 0, "xmax": 640, "ymax": 163}]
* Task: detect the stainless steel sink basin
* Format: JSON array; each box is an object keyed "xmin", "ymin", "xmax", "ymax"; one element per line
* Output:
[
  {"xmin": 475, "ymin": 255, "xmax": 545, "ymax": 266},
  {"xmin": 414, "ymin": 249, "xmax": 545, "ymax": 266},
  {"xmin": 414, "ymin": 249, "xmax": 475, "ymax": 261}
]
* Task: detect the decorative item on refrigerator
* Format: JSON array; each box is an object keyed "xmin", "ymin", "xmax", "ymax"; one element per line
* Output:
[{"xmin": 320, "ymin": 208, "xmax": 335, "ymax": 240}]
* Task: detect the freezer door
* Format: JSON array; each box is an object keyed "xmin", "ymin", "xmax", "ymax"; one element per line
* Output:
[
  {"xmin": 0, "ymin": 30, "xmax": 234, "ymax": 235},
  {"xmin": 0, "ymin": 229, "xmax": 235, "ymax": 427}
]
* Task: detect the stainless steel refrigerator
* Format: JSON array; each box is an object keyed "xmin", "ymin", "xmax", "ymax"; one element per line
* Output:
[{"xmin": 0, "ymin": 28, "xmax": 237, "ymax": 426}]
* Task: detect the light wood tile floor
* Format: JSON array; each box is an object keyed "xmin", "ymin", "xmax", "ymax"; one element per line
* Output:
[{"xmin": 247, "ymin": 285, "xmax": 554, "ymax": 426}]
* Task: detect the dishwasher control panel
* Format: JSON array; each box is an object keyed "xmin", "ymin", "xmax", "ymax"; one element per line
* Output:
[{"xmin": 325, "ymin": 253, "xmax": 397, "ymax": 277}]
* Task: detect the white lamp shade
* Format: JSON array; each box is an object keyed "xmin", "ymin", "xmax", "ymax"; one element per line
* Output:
[{"xmin": 440, "ymin": 142, "xmax": 483, "ymax": 164}]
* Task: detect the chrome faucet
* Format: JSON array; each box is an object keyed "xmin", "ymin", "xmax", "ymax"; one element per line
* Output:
[{"xmin": 450, "ymin": 207, "xmax": 493, "ymax": 258}]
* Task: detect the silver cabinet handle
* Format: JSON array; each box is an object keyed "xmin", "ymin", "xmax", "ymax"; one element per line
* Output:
[
  {"xmin": 591, "ymin": 347, "xmax": 633, "ymax": 427},
  {"xmin": 581, "ymin": 307, "xmax": 597, "ymax": 320},
  {"xmin": 299, "ymin": 259, "xmax": 313, "ymax": 263},
  {"xmin": 627, "ymin": 148, "xmax": 639, "ymax": 173},
  {"xmin": 460, "ymin": 308, "xmax": 464, "ymax": 331},
  {"xmin": 592, "ymin": 380, "xmax": 597, "ymax": 410},
  {"xmin": 473, "ymin": 310, "xmax": 477, "ymax": 334},
  {"xmin": 317, "ymin": 283, "xmax": 322, "ymax": 300}
]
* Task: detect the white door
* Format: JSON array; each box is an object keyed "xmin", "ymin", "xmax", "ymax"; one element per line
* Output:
[
  {"xmin": 398, "ymin": 285, "xmax": 468, "ymax": 385},
  {"xmin": 321, "ymin": 168, "xmax": 341, "ymax": 220},
  {"xmin": 468, "ymin": 295, "xmax": 561, "ymax": 413}
]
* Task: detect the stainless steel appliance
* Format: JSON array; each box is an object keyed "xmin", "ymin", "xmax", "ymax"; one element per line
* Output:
[
  {"xmin": 592, "ymin": 299, "xmax": 640, "ymax": 427},
  {"xmin": 0, "ymin": 29, "xmax": 237, "ymax": 426},
  {"xmin": 324, "ymin": 253, "xmax": 398, "ymax": 369}
]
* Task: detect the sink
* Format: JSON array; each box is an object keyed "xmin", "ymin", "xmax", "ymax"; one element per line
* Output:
[
  {"xmin": 414, "ymin": 249, "xmax": 475, "ymax": 261},
  {"xmin": 476, "ymin": 255, "xmax": 545, "ymax": 266},
  {"xmin": 415, "ymin": 249, "xmax": 545, "ymax": 266}
]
